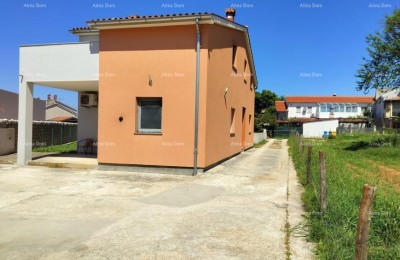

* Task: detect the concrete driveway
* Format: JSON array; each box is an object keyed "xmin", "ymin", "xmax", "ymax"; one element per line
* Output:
[{"xmin": 0, "ymin": 139, "xmax": 313, "ymax": 259}]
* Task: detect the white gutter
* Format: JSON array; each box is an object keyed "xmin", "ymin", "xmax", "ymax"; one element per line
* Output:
[{"xmin": 193, "ymin": 18, "xmax": 201, "ymax": 176}]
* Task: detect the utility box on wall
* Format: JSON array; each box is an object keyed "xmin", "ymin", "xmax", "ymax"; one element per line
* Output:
[{"xmin": 0, "ymin": 128, "xmax": 15, "ymax": 156}]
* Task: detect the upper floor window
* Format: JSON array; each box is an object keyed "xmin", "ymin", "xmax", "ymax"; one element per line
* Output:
[
  {"xmin": 346, "ymin": 106, "xmax": 352, "ymax": 112},
  {"xmin": 339, "ymin": 105, "xmax": 344, "ymax": 112},
  {"xmin": 296, "ymin": 107, "xmax": 301, "ymax": 113},
  {"xmin": 320, "ymin": 106, "xmax": 327, "ymax": 112},
  {"xmin": 352, "ymin": 106, "xmax": 358, "ymax": 113},
  {"xmin": 307, "ymin": 107, "xmax": 312, "ymax": 114}
]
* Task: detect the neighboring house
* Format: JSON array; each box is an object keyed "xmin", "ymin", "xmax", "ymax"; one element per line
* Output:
[
  {"xmin": 46, "ymin": 94, "xmax": 78, "ymax": 122},
  {"xmin": 0, "ymin": 89, "xmax": 45, "ymax": 120},
  {"xmin": 17, "ymin": 8, "xmax": 257, "ymax": 172},
  {"xmin": 275, "ymin": 100, "xmax": 288, "ymax": 120},
  {"xmin": 285, "ymin": 95, "xmax": 373, "ymax": 119},
  {"xmin": 373, "ymin": 88, "xmax": 400, "ymax": 128}
]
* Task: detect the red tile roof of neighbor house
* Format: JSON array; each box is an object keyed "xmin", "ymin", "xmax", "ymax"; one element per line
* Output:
[
  {"xmin": 285, "ymin": 96, "xmax": 374, "ymax": 103},
  {"xmin": 49, "ymin": 116, "xmax": 75, "ymax": 122},
  {"xmin": 275, "ymin": 101, "xmax": 287, "ymax": 112}
]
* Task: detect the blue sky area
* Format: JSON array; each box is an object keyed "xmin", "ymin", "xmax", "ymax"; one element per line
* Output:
[{"xmin": 1, "ymin": 0, "xmax": 399, "ymax": 108}]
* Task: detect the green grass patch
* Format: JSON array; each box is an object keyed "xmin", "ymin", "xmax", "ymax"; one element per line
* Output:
[
  {"xmin": 289, "ymin": 133, "xmax": 400, "ymax": 259},
  {"xmin": 254, "ymin": 139, "xmax": 267, "ymax": 148},
  {"xmin": 32, "ymin": 141, "xmax": 77, "ymax": 153}
]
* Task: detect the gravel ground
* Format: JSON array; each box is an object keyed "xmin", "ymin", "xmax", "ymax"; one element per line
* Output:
[{"xmin": 0, "ymin": 139, "xmax": 313, "ymax": 259}]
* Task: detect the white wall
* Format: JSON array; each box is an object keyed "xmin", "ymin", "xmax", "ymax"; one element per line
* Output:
[
  {"xmin": 46, "ymin": 106, "xmax": 76, "ymax": 120},
  {"xmin": 303, "ymin": 119, "xmax": 339, "ymax": 138},
  {"xmin": 0, "ymin": 128, "xmax": 15, "ymax": 155},
  {"xmin": 77, "ymin": 92, "xmax": 98, "ymax": 141},
  {"xmin": 19, "ymin": 42, "xmax": 99, "ymax": 91},
  {"xmin": 254, "ymin": 131, "xmax": 267, "ymax": 144}
]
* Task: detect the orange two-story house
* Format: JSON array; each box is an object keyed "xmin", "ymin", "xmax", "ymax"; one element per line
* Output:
[{"xmin": 18, "ymin": 9, "xmax": 258, "ymax": 174}]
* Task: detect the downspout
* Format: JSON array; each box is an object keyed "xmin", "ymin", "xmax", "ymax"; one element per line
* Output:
[{"xmin": 193, "ymin": 18, "xmax": 201, "ymax": 176}]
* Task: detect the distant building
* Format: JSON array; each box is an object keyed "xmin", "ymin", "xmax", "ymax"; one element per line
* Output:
[
  {"xmin": 275, "ymin": 100, "xmax": 288, "ymax": 120},
  {"xmin": 0, "ymin": 89, "xmax": 45, "ymax": 120},
  {"xmin": 373, "ymin": 88, "xmax": 400, "ymax": 129},
  {"xmin": 46, "ymin": 94, "xmax": 78, "ymax": 122},
  {"xmin": 285, "ymin": 95, "xmax": 373, "ymax": 119}
]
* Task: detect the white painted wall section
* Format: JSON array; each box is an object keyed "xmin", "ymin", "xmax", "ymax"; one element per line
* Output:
[
  {"xmin": 303, "ymin": 119, "xmax": 339, "ymax": 138},
  {"xmin": 77, "ymin": 93, "xmax": 98, "ymax": 142}
]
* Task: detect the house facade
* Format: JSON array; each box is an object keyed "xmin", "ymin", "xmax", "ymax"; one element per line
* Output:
[
  {"xmin": 373, "ymin": 88, "xmax": 400, "ymax": 128},
  {"xmin": 275, "ymin": 100, "xmax": 287, "ymax": 120},
  {"xmin": 46, "ymin": 94, "xmax": 78, "ymax": 122},
  {"xmin": 18, "ymin": 9, "xmax": 257, "ymax": 173},
  {"xmin": 285, "ymin": 96, "xmax": 373, "ymax": 119}
]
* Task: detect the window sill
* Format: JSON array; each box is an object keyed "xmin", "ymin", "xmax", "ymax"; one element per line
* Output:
[{"xmin": 135, "ymin": 132, "xmax": 162, "ymax": 135}]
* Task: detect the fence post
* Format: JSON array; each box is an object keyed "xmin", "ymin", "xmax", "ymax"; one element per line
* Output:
[
  {"xmin": 60, "ymin": 126, "xmax": 63, "ymax": 144},
  {"xmin": 319, "ymin": 151, "xmax": 327, "ymax": 211},
  {"xmin": 355, "ymin": 184, "xmax": 376, "ymax": 260},
  {"xmin": 306, "ymin": 145, "xmax": 312, "ymax": 184},
  {"xmin": 51, "ymin": 127, "xmax": 54, "ymax": 146}
]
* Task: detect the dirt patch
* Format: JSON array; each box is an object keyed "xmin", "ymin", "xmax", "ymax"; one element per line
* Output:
[
  {"xmin": 347, "ymin": 162, "xmax": 400, "ymax": 192},
  {"xmin": 375, "ymin": 165, "xmax": 400, "ymax": 191},
  {"xmin": 270, "ymin": 140, "xmax": 282, "ymax": 149}
]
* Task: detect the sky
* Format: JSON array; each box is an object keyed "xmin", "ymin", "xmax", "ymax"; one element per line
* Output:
[{"xmin": 1, "ymin": 0, "xmax": 399, "ymax": 109}]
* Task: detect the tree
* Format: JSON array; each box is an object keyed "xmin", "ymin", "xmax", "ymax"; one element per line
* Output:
[
  {"xmin": 356, "ymin": 9, "xmax": 400, "ymax": 93},
  {"xmin": 254, "ymin": 90, "xmax": 281, "ymax": 132}
]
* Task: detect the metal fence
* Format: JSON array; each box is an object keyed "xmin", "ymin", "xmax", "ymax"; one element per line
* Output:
[{"xmin": 273, "ymin": 126, "xmax": 302, "ymax": 138}]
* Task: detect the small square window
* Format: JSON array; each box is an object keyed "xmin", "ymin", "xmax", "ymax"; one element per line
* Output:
[
  {"xmin": 230, "ymin": 108, "xmax": 236, "ymax": 135},
  {"xmin": 296, "ymin": 107, "xmax": 301, "ymax": 113},
  {"xmin": 137, "ymin": 98, "xmax": 162, "ymax": 133}
]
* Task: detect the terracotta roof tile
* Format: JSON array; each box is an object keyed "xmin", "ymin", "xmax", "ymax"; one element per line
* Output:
[
  {"xmin": 285, "ymin": 96, "xmax": 374, "ymax": 104},
  {"xmin": 49, "ymin": 116, "xmax": 76, "ymax": 122},
  {"xmin": 275, "ymin": 101, "xmax": 287, "ymax": 112},
  {"xmin": 88, "ymin": 12, "xmax": 210, "ymax": 23}
]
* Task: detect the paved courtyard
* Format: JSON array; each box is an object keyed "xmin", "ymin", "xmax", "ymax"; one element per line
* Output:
[{"xmin": 0, "ymin": 139, "xmax": 313, "ymax": 259}]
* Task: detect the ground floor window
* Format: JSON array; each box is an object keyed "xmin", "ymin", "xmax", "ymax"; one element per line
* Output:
[{"xmin": 137, "ymin": 98, "xmax": 162, "ymax": 133}]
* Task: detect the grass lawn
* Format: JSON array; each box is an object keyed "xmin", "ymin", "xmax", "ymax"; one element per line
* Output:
[
  {"xmin": 32, "ymin": 141, "xmax": 77, "ymax": 153},
  {"xmin": 289, "ymin": 133, "xmax": 400, "ymax": 259}
]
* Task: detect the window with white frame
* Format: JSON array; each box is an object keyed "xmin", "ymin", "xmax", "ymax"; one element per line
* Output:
[
  {"xmin": 352, "ymin": 106, "xmax": 358, "ymax": 112},
  {"xmin": 320, "ymin": 106, "xmax": 327, "ymax": 112},
  {"xmin": 296, "ymin": 107, "xmax": 301, "ymax": 113},
  {"xmin": 346, "ymin": 106, "xmax": 352, "ymax": 112},
  {"xmin": 307, "ymin": 107, "xmax": 312, "ymax": 114},
  {"xmin": 137, "ymin": 98, "xmax": 162, "ymax": 133},
  {"xmin": 339, "ymin": 105, "xmax": 344, "ymax": 112},
  {"xmin": 334, "ymin": 106, "xmax": 339, "ymax": 112}
]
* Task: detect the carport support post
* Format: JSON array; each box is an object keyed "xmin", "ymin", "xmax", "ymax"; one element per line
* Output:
[{"xmin": 17, "ymin": 81, "xmax": 34, "ymax": 166}]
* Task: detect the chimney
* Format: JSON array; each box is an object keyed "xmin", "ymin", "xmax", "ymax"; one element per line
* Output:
[
  {"xmin": 333, "ymin": 93, "xmax": 337, "ymax": 97},
  {"xmin": 54, "ymin": 94, "xmax": 58, "ymax": 101},
  {"xmin": 47, "ymin": 94, "xmax": 51, "ymax": 101},
  {"xmin": 225, "ymin": 8, "xmax": 236, "ymax": 22}
]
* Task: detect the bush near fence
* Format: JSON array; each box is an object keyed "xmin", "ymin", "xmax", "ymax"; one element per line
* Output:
[{"xmin": 0, "ymin": 119, "xmax": 77, "ymax": 151}]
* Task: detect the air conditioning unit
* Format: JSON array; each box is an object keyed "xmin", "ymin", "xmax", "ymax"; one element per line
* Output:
[{"xmin": 80, "ymin": 93, "xmax": 98, "ymax": 107}]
